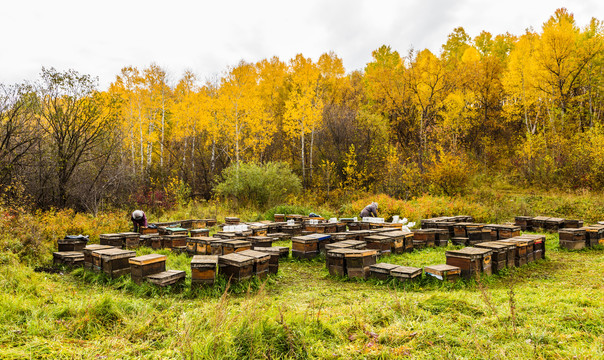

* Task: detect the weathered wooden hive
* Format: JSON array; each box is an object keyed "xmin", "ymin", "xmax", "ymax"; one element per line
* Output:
[
  {"xmin": 475, "ymin": 241, "xmax": 512, "ymax": 273},
  {"xmin": 563, "ymin": 219, "xmax": 583, "ymax": 229},
  {"xmin": 189, "ymin": 229, "xmax": 210, "ymax": 238},
  {"xmin": 530, "ymin": 216, "xmax": 550, "ymax": 231},
  {"xmin": 146, "ymin": 270, "xmax": 186, "ymax": 287},
  {"xmin": 120, "ymin": 232, "xmax": 140, "ymax": 249},
  {"xmin": 412, "ymin": 229, "xmax": 436, "ymax": 249},
  {"xmin": 224, "ymin": 217, "xmax": 240, "ymax": 225},
  {"xmin": 239, "ymin": 249, "xmax": 271, "ymax": 278},
  {"xmin": 390, "ymin": 266, "xmax": 422, "ymax": 282},
  {"xmin": 291, "ymin": 235, "xmax": 321, "ymax": 259},
  {"xmin": 139, "ymin": 226, "xmax": 159, "ymax": 235},
  {"xmin": 83, "ymin": 244, "xmax": 114, "ymax": 269},
  {"xmin": 140, "ymin": 234, "xmax": 161, "ymax": 249},
  {"xmin": 435, "ymin": 221, "xmax": 456, "ymax": 238},
  {"xmin": 445, "ymin": 247, "xmax": 493, "ymax": 279},
  {"xmin": 222, "ymin": 239, "xmax": 252, "ymax": 254},
  {"xmin": 364, "ymin": 235, "xmax": 394, "ymax": 255},
  {"xmin": 514, "ymin": 216, "xmax": 533, "ymax": 231},
  {"xmin": 558, "ymin": 228, "xmax": 586, "ymax": 250},
  {"xmin": 191, "ymin": 255, "xmax": 218, "ymax": 286},
  {"xmin": 274, "ymin": 214, "xmax": 286, "ymax": 222},
  {"xmin": 325, "ymin": 240, "xmax": 366, "ymax": 251},
  {"xmin": 424, "ymin": 264, "xmax": 461, "ymax": 282},
  {"xmin": 219, "ymin": 252, "xmax": 254, "ymax": 281},
  {"xmin": 451, "ymin": 237, "xmax": 469, "ymax": 246},
  {"xmin": 93, "ymin": 248, "xmax": 136, "ymax": 278},
  {"xmin": 129, "ymin": 254, "xmax": 167, "ymax": 285},
  {"xmin": 247, "ymin": 222, "xmax": 269, "ymax": 236},
  {"xmin": 326, "ymin": 249, "xmax": 356, "ymax": 276},
  {"xmin": 498, "ymin": 238, "xmax": 531, "ymax": 266},
  {"xmin": 281, "ymin": 223, "xmax": 303, "ymax": 236},
  {"xmin": 210, "ymin": 238, "xmax": 232, "ymax": 255},
  {"xmin": 369, "ymin": 263, "xmax": 401, "ymax": 280},
  {"xmin": 159, "ymin": 227, "xmax": 188, "ymax": 236},
  {"xmin": 53, "ymin": 251, "xmax": 85, "ymax": 267},
  {"xmin": 162, "ymin": 234, "xmax": 187, "ymax": 249},
  {"xmin": 251, "ymin": 247, "xmax": 281, "ymax": 274},
  {"xmin": 57, "ymin": 235, "xmax": 89, "ymax": 252},
  {"xmin": 99, "ymin": 233, "xmax": 125, "ymax": 248},
  {"xmin": 377, "ymin": 230, "xmax": 412, "ymax": 253},
  {"xmin": 584, "ymin": 225, "xmax": 604, "ymax": 247},
  {"xmin": 517, "ymin": 234, "xmax": 546, "ymax": 259},
  {"xmin": 344, "ymin": 249, "xmax": 378, "ymax": 279},
  {"xmin": 186, "ymin": 237, "xmax": 202, "ymax": 255},
  {"xmin": 246, "ymin": 235, "xmax": 274, "ymax": 248},
  {"xmin": 346, "ymin": 230, "xmax": 372, "ymax": 241},
  {"xmin": 545, "ymin": 218, "xmax": 565, "ymax": 232}
]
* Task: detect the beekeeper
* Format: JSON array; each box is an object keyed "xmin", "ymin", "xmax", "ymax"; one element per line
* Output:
[
  {"xmin": 359, "ymin": 202, "xmax": 378, "ymax": 218},
  {"xmin": 131, "ymin": 210, "xmax": 147, "ymax": 232}
]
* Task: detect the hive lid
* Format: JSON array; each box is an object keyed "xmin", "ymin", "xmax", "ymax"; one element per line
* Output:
[
  {"xmin": 93, "ymin": 248, "xmax": 136, "ymax": 259},
  {"xmin": 370, "ymin": 263, "xmax": 401, "ymax": 271},
  {"xmin": 391, "ymin": 266, "xmax": 422, "ymax": 277},
  {"xmin": 53, "ymin": 251, "xmax": 85, "ymax": 259},
  {"xmin": 424, "ymin": 264, "xmax": 461, "ymax": 275},
  {"xmin": 223, "ymin": 240, "xmax": 251, "ymax": 247},
  {"xmin": 219, "ymin": 252, "xmax": 254, "ymax": 266},
  {"xmin": 129, "ymin": 254, "xmax": 167, "ymax": 265},
  {"xmin": 238, "ymin": 249, "xmax": 271, "ymax": 261},
  {"xmin": 120, "ymin": 232, "xmax": 140, "ymax": 237},
  {"xmin": 84, "ymin": 244, "xmax": 114, "ymax": 251},
  {"xmin": 191, "ymin": 255, "xmax": 219, "ymax": 265},
  {"xmin": 99, "ymin": 233, "xmax": 124, "ymax": 238},
  {"xmin": 446, "ymin": 247, "xmax": 493, "ymax": 257}
]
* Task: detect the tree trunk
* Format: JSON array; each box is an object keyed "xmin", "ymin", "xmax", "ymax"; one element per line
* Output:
[{"xmin": 301, "ymin": 119, "xmax": 306, "ymax": 188}]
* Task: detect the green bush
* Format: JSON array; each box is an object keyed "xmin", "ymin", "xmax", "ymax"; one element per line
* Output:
[{"xmin": 214, "ymin": 162, "xmax": 302, "ymax": 210}]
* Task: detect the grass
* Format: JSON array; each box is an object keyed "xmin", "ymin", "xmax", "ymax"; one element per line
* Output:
[{"xmin": 1, "ymin": 231, "xmax": 603, "ymax": 359}]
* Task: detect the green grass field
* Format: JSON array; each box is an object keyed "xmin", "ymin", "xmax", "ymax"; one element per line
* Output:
[{"xmin": 1, "ymin": 232, "xmax": 603, "ymax": 359}]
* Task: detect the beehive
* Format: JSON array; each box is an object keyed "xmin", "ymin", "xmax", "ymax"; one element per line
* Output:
[
  {"xmin": 390, "ymin": 266, "xmax": 422, "ymax": 282},
  {"xmin": 139, "ymin": 226, "xmax": 159, "ymax": 235},
  {"xmin": 162, "ymin": 234, "xmax": 187, "ymax": 249},
  {"xmin": 129, "ymin": 254, "xmax": 167, "ymax": 284},
  {"xmin": 52, "ymin": 251, "xmax": 84, "ymax": 267},
  {"xmin": 475, "ymin": 242, "xmax": 511, "ymax": 273},
  {"xmin": 224, "ymin": 217, "xmax": 240, "ymax": 225},
  {"xmin": 99, "ymin": 233, "xmax": 125, "ymax": 248},
  {"xmin": 93, "ymin": 248, "xmax": 136, "ymax": 278},
  {"xmin": 146, "ymin": 270, "xmax": 186, "ymax": 287},
  {"xmin": 120, "ymin": 232, "xmax": 140, "ymax": 249},
  {"xmin": 514, "ymin": 216, "xmax": 533, "ymax": 231},
  {"xmin": 191, "ymin": 255, "xmax": 218, "ymax": 285},
  {"xmin": 498, "ymin": 238, "xmax": 530, "ymax": 266},
  {"xmin": 324, "ymin": 240, "xmax": 366, "ymax": 251},
  {"xmin": 344, "ymin": 249, "xmax": 378, "ymax": 279},
  {"xmin": 563, "ymin": 219, "xmax": 583, "ymax": 229},
  {"xmin": 246, "ymin": 236, "xmax": 274, "ymax": 248},
  {"xmin": 239, "ymin": 250, "xmax": 271, "ymax": 278},
  {"xmin": 160, "ymin": 227, "xmax": 188, "ymax": 236},
  {"xmin": 424, "ymin": 264, "xmax": 461, "ymax": 282},
  {"xmin": 189, "ymin": 229, "xmax": 210, "ymax": 238},
  {"xmin": 274, "ymin": 214, "xmax": 285, "ymax": 222},
  {"xmin": 545, "ymin": 218, "xmax": 565, "ymax": 232},
  {"xmin": 412, "ymin": 229, "xmax": 436, "ymax": 249},
  {"xmin": 281, "ymin": 223, "xmax": 303, "ymax": 236},
  {"xmin": 445, "ymin": 247, "xmax": 493, "ymax": 279},
  {"xmin": 584, "ymin": 225, "xmax": 604, "ymax": 247},
  {"xmin": 531, "ymin": 216, "xmax": 550, "ymax": 231},
  {"xmin": 219, "ymin": 252, "xmax": 254, "ymax": 281},
  {"xmin": 57, "ymin": 236, "xmax": 89, "ymax": 252},
  {"xmin": 369, "ymin": 263, "xmax": 401, "ymax": 280},
  {"xmin": 83, "ymin": 244, "xmax": 113, "ymax": 269},
  {"xmin": 364, "ymin": 235, "xmax": 394, "ymax": 255},
  {"xmin": 558, "ymin": 228, "xmax": 587, "ymax": 250},
  {"xmin": 222, "ymin": 240, "xmax": 252, "ymax": 254},
  {"xmin": 251, "ymin": 248, "xmax": 282, "ymax": 274},
  {"xmin": 291, "ymin": 235, "xmax": 321, "ymax": 259},
  {"xmin": 451, "ymin": 237, "xmax": 469, "ymax": 246},
  {"xmin": 209, "ymin": 238, "xmax": 231, "ymax": 255},
  {"xmin": 326, "ymin": 249, "xmax": 357, "ymax": 276},
  {"xmin": 186, "ymin": 237, "xmax": 202, "ymax": 255}
]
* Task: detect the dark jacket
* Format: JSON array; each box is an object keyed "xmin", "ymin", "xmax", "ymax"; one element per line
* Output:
[
  {"xmin": 131, "ymin": 212, "xmax": 147, "ymax": 231},
  {"xmin": 360, "ymin": 203, "xmax": 378, "ymax": 218}
]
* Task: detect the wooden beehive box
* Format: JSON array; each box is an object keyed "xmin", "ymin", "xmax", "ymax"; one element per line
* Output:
[
  {"xmin": 209, "ymin": 238, "xmax": 231, "ymax": 255},
  {"xmin": 346, "ymin": 230, "xmax": 372, "ymax": 242},
  {"xmin": 364, "ymin": 235, "xmax": 394, "ymax": 255},
  {"xmin": 222, "ymin": 240, "xmax": 252, "ymax": 254},
  {"xmin": 186, "ymin": 237, "xmax": 201, "ymax": 255},
  {"xmin": 531, "ymin": 216, "xmax": 550, "ymax": 231},
  {"xmin": 498, "ymin": 238, "xmax": 530, "ymax": 266},
  {"xmin": 474, "ymin": 242, "xmax": 511, "ymax": 273},
  {"xmin": 325, "ymin": 240, "xmax": 366, "ymax": 251},
  {"xmin": 446, "ymin": 247, "xmax": 493, "ymax": 279},
  {"xmin": 282, "ymin": 223, "xmax": 303, "ymax": 236},
  {"xmin": 274, "ymin": 214, "xmax": 285, "ymax": 222},
  {"xmin": 285, "ymin": 214, "xmax": 304, "ymax": 223},
  {"xmin": 139, "ymin": 226, "xmax": 159, "ymax": 235},
  {"xmin": 345, "ymin": 249, "xmax": 378, "ymax": 279},
  {"xmin": 120, "ymin": 232, "xmax": 140, "ymax": 249},
  {"xmin": 266, "ymin": 222, "xmax": 284, "ymax": 234},
  {"xmin": 433, "ymin": 228, "xmax": 450, "ymax": 247},
  {"xmin": 420, "ymin": 219, "xmax": 438, "ymax": 229},
  {"xmin": 563, "ymin": 219, "xmax": 583, "ymax": 229},
  {"xmin": 451, "ymin": 237, "xmax": 469, "ymax": 246},
  {"xmin": 202, "ymin": 219, "xmax": 217, "ymax": 227},
  {"xmin": 492, "ymin": 240, "xmax": 517, "ymax": 268},
  {"xmin": 219, "ymin": 252, "xmax": 254, "ymax": 281},
  {"xmin": 83, "ymin": 244, "xmax": 113, "ymax": 269},
  {"xmin": 466, "ymin": 228, "xmax": 486, "ymax": 245},
  {"xmin": 332, "ymin": 232, "xmax": 357, "ymax": 242},
  {"xmin": 435, "ymin": 221, "xmax": 456, "ymax": 238},
  {"xmin": 266, "ymin": 232, "xmax": 289, "ymax": 241},
  {"xmin": 412, "ymin": 229, "xmax": 436, "ymax": 249},
  {"xmin": 326, "ymin": 249, "xmax": 355, "ymax": 276},
  {"xmin": 498, "ymin": 225, "xmax": 521, "ymax": 239},
  {"xmin": 251, "ymin": 248, "xmax": 281, "ymax": 274},
  {"xmin": 99, "ymin": 233, "xmax": 125, "ymax": 248},
  {"xmin": 391, "ymin": 266, "xmax": 422, "ymax": 282},
  {"xmin": 514, "ymin": 216, "xmax": 533, "ymax": 231},
  {"xmin": 558, "ymin": 228, "xmax": 586, "ymax": 249},
  {"xmin": 239, "ymin": 249, "xmax": 271, "ymax": 278},
  {"xmin": 191, "ymin": 255, "xmax": 218, "ymax": 285},
  {"xmin": 584, "ymin": 226, "xmax": 604, "ymax": 247},
  {"xmin": 369, "ymin": 263, "xmax": 401, "ymax": 280},
  {"xmin": 129, "ymin": 254, "xmax": 167, "ymax": 285},
  {"xmin": 53, "ymin": 251, "xmax": 85, "ymax": 267},
  {"xmin": 424, "ymin": 264, "xmax": 461, "ymax": 282},
  {"xmin": 57, "ymin": 236, "xmax": 89, "ymax": 252},
  {"xmin": 162, "ymin": 234, "xmax": 187, "ymax": 249},
  {"xmin": 453, "ymin": 223, "xmax": 472, "ymax": 237},
  {"xmin": 225, "ymin": 217, "xmax": 240, "ymax": 225},
  {"xmin": 247, "ymin": 222, "xmax": 269, "ymax": 236},
  {"xmin": 189, "ymin": 229, "xmax": 210, "ymax": 238},
  {"xmin": 146, "ymin": 270, "xmax": 186, "ymax": 287},
  {"xmin": 93, "ymin": 248, "xmax": 136, "ymax": 278},
  {"xmin": 291, "ymin": 235, "xmax": 320, "ymax": 259},
  {"xmin": 305, "ymin": 233, "xmax": 332, "ymax": 251},
  {"xmin": 545, "ymin": 218, "xmax": 565, "ymax": 232},
  {"xmin": 160, "ymin": 227, "xmax": 189, "ymax": 236},
  {"xmin": 247, "ymin": 236, "xmax": 274, "ymax": 248}
]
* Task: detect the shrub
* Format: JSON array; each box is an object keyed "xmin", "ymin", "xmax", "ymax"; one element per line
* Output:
[{"xmin": 214, "ymin": 162, "xmax": 302, "ymax": 210}]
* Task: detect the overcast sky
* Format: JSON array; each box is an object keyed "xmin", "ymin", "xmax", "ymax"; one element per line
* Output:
[{"xmin": 1, "ymin": 0, "xmax": 602, "ymax": 89}]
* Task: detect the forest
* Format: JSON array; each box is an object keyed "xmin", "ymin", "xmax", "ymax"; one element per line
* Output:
[{"xmin": 1, "ymin": 8, "xmax": 603, "ymax": 212}]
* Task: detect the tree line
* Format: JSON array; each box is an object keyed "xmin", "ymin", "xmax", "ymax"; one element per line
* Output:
[{"xmin": 1, "ymin": 9, "xmax": 603, "ymax": 211}]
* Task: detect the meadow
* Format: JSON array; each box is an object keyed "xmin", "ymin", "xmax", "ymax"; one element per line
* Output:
[{"xmin": 1, "ymin": 191, "xmax": 604, "ymax": 359}]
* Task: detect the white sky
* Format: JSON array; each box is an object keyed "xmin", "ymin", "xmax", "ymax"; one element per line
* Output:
[{"xmin": 1, "ymin": 0, "xmax": 602, "ymax": 89}]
